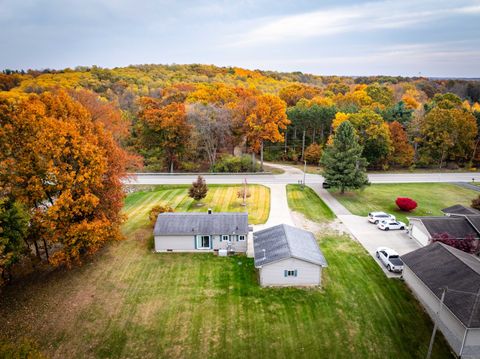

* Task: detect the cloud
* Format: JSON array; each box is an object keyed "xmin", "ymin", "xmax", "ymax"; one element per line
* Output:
[{"xmin": 232, "ymin": 0, "xmax": 480, "ymax": 46}]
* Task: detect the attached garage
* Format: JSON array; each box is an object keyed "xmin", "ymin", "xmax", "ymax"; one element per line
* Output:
[{"xmin": 401, "ymin": 243, "xmax": 480, "ymax": 358}]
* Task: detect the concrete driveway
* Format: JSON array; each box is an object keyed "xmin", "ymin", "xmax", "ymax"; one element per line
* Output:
[{"xmin": 338, "ymin": 214, "xmax": 420, "ymax": 277}]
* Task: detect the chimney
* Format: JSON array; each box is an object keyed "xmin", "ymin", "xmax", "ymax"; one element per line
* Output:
[{"xmin": 207, "ymin": 208, "xmax": 212, "ymax": 214}]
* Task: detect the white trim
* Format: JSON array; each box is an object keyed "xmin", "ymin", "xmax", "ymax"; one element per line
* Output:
[
  {"xmin": 238, "ymin": 234, "xmax": 246, "ymax": 241},
  {"xmin": 196, "ymin": 235, "xmax": 211, "ymax": 249}
]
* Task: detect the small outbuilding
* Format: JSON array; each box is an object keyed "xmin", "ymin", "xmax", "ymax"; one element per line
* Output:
[
  {"xmin": 401, "ymin": 242, "xmax": 480, "ymax": 358},
  {"xmin": 253, "ymin": 224, "xmax": 327, "ymax": 287},
  {"xmin": 153, "ymin": 211, "xmax": 250, "ymax": 253}
]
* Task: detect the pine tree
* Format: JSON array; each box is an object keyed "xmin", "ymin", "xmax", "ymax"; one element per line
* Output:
[
  {"xmin": 321, "ymin": 121, "xmax": 369, "ymax": 194},
  {"xmin": 189, "ymin": 176, "xmax": 208, "ymax": 203}
]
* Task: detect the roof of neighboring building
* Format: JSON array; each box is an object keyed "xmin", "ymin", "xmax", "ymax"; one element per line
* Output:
[
  {"xmin": 401, "ymin": 242, "xmax": 480, "ymax": 328},
  {"xmin": 153, "ymin": 212, "xmax": 249, "ymax": 236},
  {"xmin": 253, "ymin": 224, "xmax": 328, "ymax": 268},
  {"xmin": 409, "ymin": 216, "xmax": 479, "ymax": 239},
  {"xmin": 442, "ymin": 204, "xmax": 480, "ymax": 216}
]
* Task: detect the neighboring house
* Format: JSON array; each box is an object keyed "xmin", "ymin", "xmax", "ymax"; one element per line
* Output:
[
  {"xmin": 153, "ymin": 211, "xmax": 250, "ymax": 253},
  {"xmin": 253, "ymin": 224, "xmax": 327, "ymax": 287},
  {"xmin": 408, "ymin": 204, "xmax": 480, "ymax": 246},
  {"xmin": 442, "ymin": 204, "xmax": 480, "ymax": 217},
  {"xmin": 401, "ymin": 242, "xmax": 480, "ymax": 359}
]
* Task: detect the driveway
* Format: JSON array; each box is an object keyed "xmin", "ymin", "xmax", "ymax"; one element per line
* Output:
[
  {"xmin": 337, "ymin": 215, "xmax": 420, "ymax": 277},
  {"xmin": 308, "ymin": 184, "xmax": 420, "ymax": 277}
]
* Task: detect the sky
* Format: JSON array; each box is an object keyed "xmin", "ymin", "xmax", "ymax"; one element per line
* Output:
[{"xmin": 1, "ymin": 0, "xmax": 480, "ymax": 77}]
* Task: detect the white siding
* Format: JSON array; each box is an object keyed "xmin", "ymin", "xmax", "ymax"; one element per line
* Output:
[
  {"xmin": 155, "ymin": 233, "xmax": 248, "ymax": 253},
  {"xmin": 410, "ymin": 222, "xmax": 430, "ymax": 246},
  {"xmin": 259, "ymin": 258, "xmax": 322, "ymax": 287},
  {"xmin": 154, "ymin": 235, "xmax": 196, "ymax": 252},
  {"xmin": 403, "ymin": 266, "xmax": 469, "ymax": 356},
  {"xmin": 464, "ymin": 329, "xmax": 480, "ymax": 359}
]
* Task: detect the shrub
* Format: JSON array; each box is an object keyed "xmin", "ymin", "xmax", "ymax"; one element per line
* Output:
[
  {"xmin": 149, "ymin": 205, "xmax": 174, "ymax": 224},
  {"xmin": 395, "ymin": 197, "xmax": 417, "ymax": 211},
  {"xmin": 212, "ymin": 155, "xmax": 259, "ymax": 172},
  {"xmin": 304, "ymin": 143, "xmax": 322, "ymax": 165},
  {"xmin": 432, "ymin": 232, "xmax": 479, "ymax": 254},
  {"xmin": 189, "ymin": 175, "xmax": 208, "ymax": 202},
  {"xmin": 472, "ymin": 195, "xmax": 480, "ymax": 211}
]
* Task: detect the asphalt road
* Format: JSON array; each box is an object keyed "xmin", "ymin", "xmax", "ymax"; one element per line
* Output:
[{"xmin": 125, "ymin": 164, "xmax": 480, "ymax": 185}]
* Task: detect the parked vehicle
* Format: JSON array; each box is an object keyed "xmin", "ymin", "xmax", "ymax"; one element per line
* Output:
[
  {"xmin": 322, "ymin": 181, "xmax": 330, "ymax": 189},
  {"xmin": 377, "ymin": 220, "xmax": 406, "ymax": 231},
  {"xmin": 368, "ymin": 212, "xmax": 396, "ymax": 224},
  {"xmin": 376, "ymin": 247, "xmax": 404, "ymax": 272}
]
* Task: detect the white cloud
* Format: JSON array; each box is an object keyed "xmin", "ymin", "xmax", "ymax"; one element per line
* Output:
[{"xmin": 232, "ymin": 0, "xmax": 480, "ymax": 46}]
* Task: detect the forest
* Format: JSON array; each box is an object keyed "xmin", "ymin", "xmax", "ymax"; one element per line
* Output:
[{"xmin": 1, "ymin": 64, "xmax": 480, "ymax": 282}]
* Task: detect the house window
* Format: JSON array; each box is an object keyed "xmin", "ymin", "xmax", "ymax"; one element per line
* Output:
[
  {"xmin": 221, "ymin": 235, "xmax": 229, "ymax": 242},
  {"xmin": 197, "ymin": 235, "xmax": 211, "ymax": 249},
  {"xmin": 238, "ymin": 235, "xmax": 246, "ymax": 241},
  {"xmin": 284, "ymin": 270, "xmax": 297, "ymax": 277}
]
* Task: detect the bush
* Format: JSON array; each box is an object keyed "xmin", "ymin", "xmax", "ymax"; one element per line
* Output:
[
  {"xmin": 304, "ymin": 143, "xmax": 322, "ymax": 165},
  {"xmin": 212, "ymin": 155, "xmax": 259, "ymax": 172},
  {"xmin": 395, "ymin": 197, "xmax": 417, "ymax": 211},
  {"xmin": 149, "ymin": 205, "xmax": 174, "ymax": 224}
]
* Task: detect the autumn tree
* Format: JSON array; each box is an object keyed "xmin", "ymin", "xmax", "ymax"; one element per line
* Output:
[
  {"xmin": 0, "ymin": 91, "xmax": 127, "ymax": 267},
  {"xmin": 189, "ymin": 176, "xmax": 208, "ymax": 203},
  {"xmin": 388, "ymin": 121, "xmax": 414, "ymax": 167},
  {"xmin": 278, "ymin": 84, "xmax": 321, "ymax": 106},
  {"xmin": 304, "ymin": 143, "xmax": 322, "ymax": 165},
  {"xmin": 244, "ymin": 94, "xmax": 289, "ymax": 170},
  {"xmin": 138, "ymin": 97, "xmax": 191, "ymax": 172},
  {"xmin": 348, "ymin": 110, "xmax": 393, "ymax": 168},
  {"xmin": 187, "ymin": 103, "xmax": 233, "ymax": 168},
  {"xmin": 149, "ymin": 205, "xmax": 174, "ymax": 224},
  {"xmin": 321, "ymin": 121, "xmax": 369, "ymax": 194},
  {"xmin": 419, "ymin": 107, "xmax": 477, "ymax": 168}
]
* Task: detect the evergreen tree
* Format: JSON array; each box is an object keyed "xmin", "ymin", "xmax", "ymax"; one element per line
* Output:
[
  {"xmin": 188, "ymin": 176, "xmax": 208, "ymax": 203},
  {"xmin": 321, "ymin": 121, "xmax": 369, "ymax": 194}
]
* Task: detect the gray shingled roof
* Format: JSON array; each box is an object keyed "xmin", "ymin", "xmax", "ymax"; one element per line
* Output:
[
  {"xmin": 442, "ymin": 204, "xmax": 480, "ymax": 216},
  {"xmin": 153, "ymin": 212, "xmax": 248, "ymax": 236},
  {"xmin": 253, "ymin": 224, "xmax": 327, "ymax": 268},
  {"xmin": 401, "ymin": 242, "xmax": 480, "ymax": 328},
  {"xmin": 410, "ymin": 216, "xmax": 479, "ymax": 239}
]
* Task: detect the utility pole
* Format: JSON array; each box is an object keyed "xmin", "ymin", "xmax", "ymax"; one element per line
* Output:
[
  {"xmin": 426, "ymin": 287, "xmax": 446, "ymax": 359},
  {"xmin": 302, "ymin": 160, "xmax": 306, "ymax": 190}
]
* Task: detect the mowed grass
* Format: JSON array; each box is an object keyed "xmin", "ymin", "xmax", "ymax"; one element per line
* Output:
[
  {"xmin": 286, "ymin": 184, "xmax": 335, "ymax": 221},
  {"xmin": 0, "ymin": 228, "xmax": 452, "ymax": 358},
  {"xmin": 122, "ymin": 184, "xmax": 270, "ymax": 236},
  {"xmin": 331, "ymin": 183, "xmax": 478, "ymax": 223}
]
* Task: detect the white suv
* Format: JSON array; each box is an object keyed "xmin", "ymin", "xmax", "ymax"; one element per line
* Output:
[{"xmin": 368, "ymin": 212, "xmax": 396, "ymax": 224}]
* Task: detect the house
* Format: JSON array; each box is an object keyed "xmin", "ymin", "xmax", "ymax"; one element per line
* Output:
[
  {"xmin": 253, "ymin": 224, "xmax": 327, "ymax": 287},
  {"xmin": 408, "ymin": 204, "xmax": 480, "ymax": 246},
  {"xmin": 401, "ymin": 242, "xmax": 480, "ymax": 358},
  {"xmin": 153, "ymin": 211, "xmax": 250, "ymax": 253},
  {"xmin": 442, "ymin": 204, "xmax": 480, "ymax": 217}
]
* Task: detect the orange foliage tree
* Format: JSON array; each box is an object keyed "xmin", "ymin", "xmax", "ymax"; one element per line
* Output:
[
  {"xmin": 244, "ymin": 94, "xmax": 290, "ymax": 169},
  {"xmin": 388, "ymin": 121, "xmax": 414, "ymax": 167},
  {"xmin": 138, "ymin": 97, "xmax": 191, "ymax": 172},
  {"xmin": 0, "ymin": 90, "xmax": 127, "ymax": 267}
]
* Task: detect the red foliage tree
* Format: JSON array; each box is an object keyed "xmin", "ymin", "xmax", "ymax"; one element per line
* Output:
[
  {"xmin": 395, "ymin": 197, "xmax": 417, "ymax": 211},
  {"xmin": 432, "ymin": 233, "xmax": 479, "ymax": 254}
]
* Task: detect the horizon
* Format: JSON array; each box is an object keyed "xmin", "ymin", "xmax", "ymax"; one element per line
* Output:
[{"xmin": 1, "ymin": 0, "xmax": 480, "ymax": 78}]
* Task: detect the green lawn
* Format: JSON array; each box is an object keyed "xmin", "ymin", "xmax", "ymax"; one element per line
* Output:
[
  {"xmin": 330, "ymin": 183, "xmax": 478, "ymax": 223},
  {"xmin": 122, "ymin": 184, "xmax": 270, "ymax": 236},
  {"xmin": 0, "ymin": 184, "xmax": 453, "ymax": 358},
  {"xmin": 286, "ymin": 184, "xmax": 335, "ymax": 221}
]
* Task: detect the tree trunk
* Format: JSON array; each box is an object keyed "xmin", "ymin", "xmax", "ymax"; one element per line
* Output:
[
  {"xmin": 312, "ymin": 127, "xmax": 316, "ymax": 143},
  {"xmin": 471, "ymin": 139, "xmax": 480, "ymax": 166},
  {"xmin": 301, "ymin": 130, "xmax": 306, "ymax": 160},
  {"xmin": 340, "ymin": 185, "xmax": 345, "ymax": 194},
  {"xmin": 260, "ymin": 141, "xmax": 264, "ymax": 171},
  {"xmin": 320, "ymin": 123, "xmax": 324, "ymax": 143},
  {"xmin": 170, "ymin": 160, "xmax": 174, "ymax": 173},
  {"xmin": 293, "ymin": 127, "xmax": 297, "ymax": 151},
  {"xmin": 251, "ymin": 152, "xmax": 256, "ymax": 172},
  {"xmin": 43, "ymin": 238, "xmax": 49, "ymax": 262},
  {"xmin": 33, "ymin": 240, "xmax": 41, "ymax": 260},
  {"xmin": 284, "ymin": 130, "xmax": 287, "ymax": 155}
]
